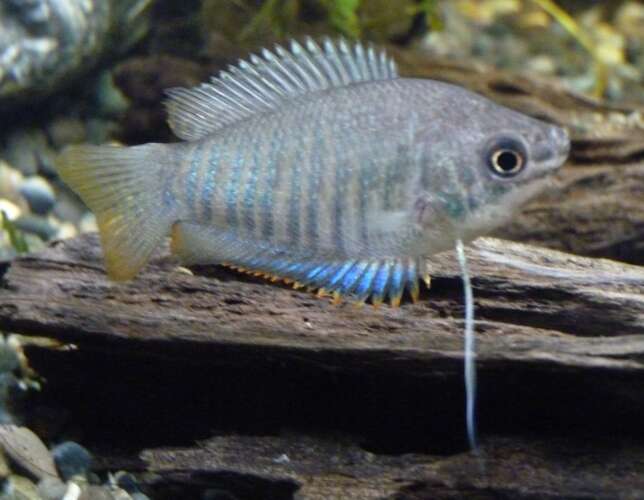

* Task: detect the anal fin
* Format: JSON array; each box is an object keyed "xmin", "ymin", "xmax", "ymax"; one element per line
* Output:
[{"xmin": 170, "ymin": 222, "xmax": 427, "ymax": 306}]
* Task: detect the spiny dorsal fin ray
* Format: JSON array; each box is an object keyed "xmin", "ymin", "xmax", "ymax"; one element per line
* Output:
[{"xmin": 164, "ymin": 37, "xmax": 399, "ymax": 141}]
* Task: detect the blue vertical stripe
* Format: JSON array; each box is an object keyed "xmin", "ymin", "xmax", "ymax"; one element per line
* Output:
[
  {"xmin": 242, "ymin": 131, "xmax": 261, "ymax": 234},
  {"xmin": 225, "ymin": 134, "xmax": 246, "ymax": 226},
  {"xmin": 201, "ymin": 142, "xmax": 220, "ymax": 221},
  {"xmin": 306, "ymin": 123, "xmax": 323, "ymax": 250},
  {"xmin": 261, "ymin": 127, "xmax": 282, "ymax": 240},
  {"xmin": 186, "ymin": 141, "xmax": 205, "ymax": 218},
  {"xmin": 333, "ymin": 128, "xmax": 347, "ymax": 255},
  {"xmin": 288, "ymin": 145, "xmax": 303, "ymax": 248}
]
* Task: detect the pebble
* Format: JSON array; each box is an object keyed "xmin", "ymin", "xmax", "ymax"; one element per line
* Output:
[
  {"xmin": 0, "ymin": 199, "xmax": 21, "ymax": 221},
  {"xmin": 56, "ymin": 222, "xmax": 77, "ymax": 240},
  {"xmin": 35, "ymin": 146, "xmax": 60, "ymax": 178},
  {"xmin": 4, "ymin": 474, "xmax": 40, "ymax": 499},
  {"xmin": 95, "ymin": 71, "xmax": 130, "ymax": 118},
  {"xmin": 13, "ymin": 215, "xmax": 57, "ymax": 241},
  {"xmin": 0, "ymin": 448, "xmax": 10, "ymax": 478},
  {"xmin": 19, "ymin": 176, "xmax": 56, "ymax": 215},
  {"xmin": 78, "ymin": 485, "xmax": 119, "ymax": 500},
  {"xmin": 46, "ymin": 118, "xmax": 87, "ymax": 150},
  {"xmin": 0, "ymin": 246, "xmax": 17, "ymax": 262},
  {"xmin": 37, "ymin": 477, "xmax": 68, "ymax": 500},
  {"xmin": 0, "ymin": 425, "xmax": 59, "ymax": 480},
  {"xmin": 51, "ymin": 442, "xmax": 91, "ymax": 482},
  {"xmin": 78, "ymin": 213, "xmax": 98, "ymax": 233},
  {"xmin": 0, "ymin": 373, "xmax": 19, "ymax": 424},
  {"xmin": 53, "ymin": 194, "xmax": 86, "ymax": 226},
  {"xmin": 23, "ymin": 234, "xmax": 46, "ymax": 253},
  {"xmin": 113, "ymin": 472, "xmax": 149, "ymax": 500},
  {"xmin": 3, "ymin": 129, "xmax": 49, "ymax": 176},
  {"xmin": 0, "ymin": 338, "xmax": 20, "ymax": 375},
  {"xmin": 527, "ymin": 54, "xmax": 556, "ymax": 75},
  {"xmin": 0, "ymin": 162, "xmax": 24, "ymax": 202},
  {"xmin": 110, "ymin": 486, "xmax": 135, "ymax": 500}
]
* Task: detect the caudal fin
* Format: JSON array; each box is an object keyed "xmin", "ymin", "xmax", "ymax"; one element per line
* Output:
[{"xmin": 55, "ymin": 143, "xmax": 175, "ymax": 281}]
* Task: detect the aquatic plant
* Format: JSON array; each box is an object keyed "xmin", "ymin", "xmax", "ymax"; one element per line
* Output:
[{"xmin": 1, "ymin": 211, "xmax": 29, "ymax": 254}]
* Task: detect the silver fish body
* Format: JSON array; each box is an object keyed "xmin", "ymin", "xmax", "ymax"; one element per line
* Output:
[
  {"xmin": 56, "ymin": 38, "xmax": 570, "ymax": 305},
  {"xmin": 167, "ymin": 78, "xmax": 568, "ymax": 260}
]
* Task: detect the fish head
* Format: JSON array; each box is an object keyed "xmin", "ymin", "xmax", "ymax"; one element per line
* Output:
[{"xmin": 413, "ymin": 85, "xmax": 570, "ymax": 246}]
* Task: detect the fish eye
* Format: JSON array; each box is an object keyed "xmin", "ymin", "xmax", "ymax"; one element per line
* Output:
[{"xmin": 486, "ymin": 139, "xmax": 527, "ymax": 177}]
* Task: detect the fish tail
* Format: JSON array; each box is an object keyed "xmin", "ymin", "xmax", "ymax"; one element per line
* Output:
[{"xmin": 55, "ymin": 143, "xmax": 176, "ymax": 281}]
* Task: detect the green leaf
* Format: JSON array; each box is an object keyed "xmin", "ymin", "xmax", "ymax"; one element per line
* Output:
[
  {"xmin": 1, "ymin": 211, "xmax": 29, "ymax": 254},
  {"xmin": 415, "ymin": 0, "xmax": 443, "ymax": 31},
  {"xmin": 322, "ymin": 0, "xmax": 362, "ymax": 38}
]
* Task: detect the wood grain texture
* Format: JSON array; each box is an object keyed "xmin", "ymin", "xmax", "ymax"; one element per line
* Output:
[
  {"xmin": 1, "ymin": 234, "xmax": 643, "ymax": 371},
  {"xmin": 1, "ymin": 234, "xmax": 643, "ymax": 498}
]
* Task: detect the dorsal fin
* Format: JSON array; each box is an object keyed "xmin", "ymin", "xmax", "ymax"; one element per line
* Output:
[{"xmin": 164, "ymin": 37, "xmax": 399, "ymax": 141}]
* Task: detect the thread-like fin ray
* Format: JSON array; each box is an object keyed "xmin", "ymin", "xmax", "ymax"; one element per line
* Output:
[
  {"xmin": 455, "ymin": 239, "xmax": 479, "ymax": 454},
  {"xmin": 164, "ymin": 37, "xmax": 399, "ymax": 141},
  {"xmin": 170, "ymin": 223, "xmax": 424, "ymax": 306}
]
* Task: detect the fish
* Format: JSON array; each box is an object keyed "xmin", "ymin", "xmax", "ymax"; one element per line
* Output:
[{"xmin": 55, "ymin": 37, "xmax": 570, "ymax": 306}]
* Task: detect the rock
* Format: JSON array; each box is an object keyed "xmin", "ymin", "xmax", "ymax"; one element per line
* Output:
[
  {"xmin": 0, "ymin": 374, "xmax": 19, "ymax": 424},
  {"xmin": 35, "ymin": 146, "xmax": 61, "ymax": 179},
  {"xmin": 109, "ymin": 487, "xmax": 134, "ymax": 500},
  {"xmin": 53, "ymin": 193, "xmax": 86, "ymax": 227},
  {"xmin": 0, "ymin": 425, "xmax": 58, "ymax": 481},
  {"xmin": 113, "ymin": 472, "xmax": 148, "ymax": 500},
  {"xmin": 0, "ymin": 0, "xmax": 153, "ymax": 102},
  {"xmin": 46, "ymin": 118, "xmax": 87, "ymax": 150},
  {"xmin": 78, "ymin": 485, "xmax": 118, "ymax": 500},
  {"xmin": 55, "ymin": 222, "xmax": 77, "ymax": 241},
  {"xmin": 0, "ymin": 199, "xmax": 21, "ymax": 221},
  {"xmin": 4, "ymin": 474, "xmax": 40, "ymax": 500},
  {"xmin": 22, "ymin": 235, "xmax": 45, "ymax": 253},
  {"xmin": 37, "ymin": 476, "xmax": 68, "ymax": 500},
  {"xmin": 0, "ymin": 450, "xmax": 10, "ymax": 478},
  {"xmin": 0, "ymin": 246, "xmax": 16, "ymax": 263},
  {"xmin": 0, "ymin": 339, "xmax": 20, "ymax": 376},
  {"xmin": 13, "ymin": 215, "xmax": 57, "ymax": 241},
  {"xmin": 18, "ymin": 176, "xmax": 55, "ymax": 215},
  {"xmin": 2, "ymin": 129, "xmax": 48, "ymax": 176},
  {"xmin": 51, "ymin": 442, "xmax": 91, "ymax": 481},
  {"xmin": 0, "ymin": 162, "xmax": 24, "ymax": 203},
  {"xmin": 78, "ymin": 213, "xmax": 97, "ymax": 234},
  {"xmin": 94, "ymin": 71, "xmax": 129, "ymax": 118}
]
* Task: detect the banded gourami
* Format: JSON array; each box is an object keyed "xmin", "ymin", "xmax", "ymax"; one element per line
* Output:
[{"xmin": 56, "ymin": 38, "xmax": 569, "ymax": 306}]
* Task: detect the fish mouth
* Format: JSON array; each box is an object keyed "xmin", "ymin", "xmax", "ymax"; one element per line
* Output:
[
  {"xmin": 531, "ymin": 125, "xmax": 570, "ymax": 174},
  {"xmin": 551, "ymin": 125, "xmax": 571, "ymax": 160},
  {"xmin": 547, "ymin": 125, "xmax": 570, "ymax": 166}
]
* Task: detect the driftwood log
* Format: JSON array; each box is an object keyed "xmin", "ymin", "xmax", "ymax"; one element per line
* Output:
[{"xmin": 0, "ymin": 233, "xmax": 643, "ymax": 499}]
